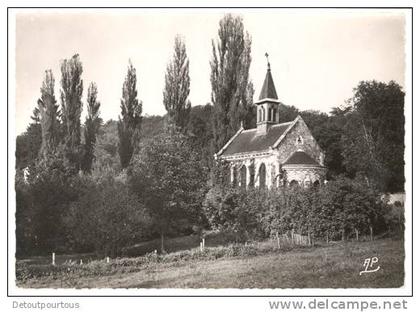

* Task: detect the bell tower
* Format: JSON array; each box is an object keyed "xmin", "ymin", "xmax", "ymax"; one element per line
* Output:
[{"xmin": 256, "ymin": 53, "xmax": 280, "ymax": 135}]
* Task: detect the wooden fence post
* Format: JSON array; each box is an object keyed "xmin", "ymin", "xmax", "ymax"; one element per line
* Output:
[
  {"xmin": 369, "ymin": 226, "xmax": 373, "ymax": 241},
  {"xmin": 276, "ymin": 232, "xmax": 280, "ymax": 249},
  {"xmin": 52, "ymin": 252, "xmax": 55, "ymax": 266}
]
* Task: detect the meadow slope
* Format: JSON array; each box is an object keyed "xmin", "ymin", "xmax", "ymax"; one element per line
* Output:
[{"xmin": 17, "ymin": 239, "xmax": 404, "ymax": 289}]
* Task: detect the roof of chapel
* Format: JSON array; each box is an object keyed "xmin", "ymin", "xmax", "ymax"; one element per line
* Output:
[{"xmin": 219, "ymin": 121, "xmax": 292, "ymax": 156}]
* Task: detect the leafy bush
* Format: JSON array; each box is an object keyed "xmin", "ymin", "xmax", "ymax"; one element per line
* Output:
[
  {"xmin": 16, "ymin": 152, "xmax": 82, "ymax": 257},
  {"xmin": 204, "ymin": 175, "xmax": 393, "ymax": 242},
  {"xmin": 380, "ymin": 202, "xmax": 405, "ymax": 238},
  {"xmin": 65, "ymin": 175, "xmax": 152, "ymax": 257},
  {"xmin": 203, "ymin": 187, "xmax": 266, "ymax": 240}
]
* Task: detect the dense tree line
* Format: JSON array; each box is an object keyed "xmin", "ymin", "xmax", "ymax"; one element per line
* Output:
[{"xmin": 15, "ymin": 14, "xmax": 405, "ymax": 258}]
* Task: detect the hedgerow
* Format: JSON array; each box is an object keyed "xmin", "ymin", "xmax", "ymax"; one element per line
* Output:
[{"xmin": 203, "ymin": 175, "xmax": 399, "ymax": 242}]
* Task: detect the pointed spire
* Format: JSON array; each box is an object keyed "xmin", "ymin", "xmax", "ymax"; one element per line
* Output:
[{"xmin": 259, "ymin": 53, "xmax": 278, "ymax": 100}]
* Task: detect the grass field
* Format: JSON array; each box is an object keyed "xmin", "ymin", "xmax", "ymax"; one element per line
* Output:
[{"xmin": 17, "ymin": 238, "xmax": 404, "ymax": 289}]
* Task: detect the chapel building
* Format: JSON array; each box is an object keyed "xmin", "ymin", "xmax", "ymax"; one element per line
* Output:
[{"xmin": 215, "ymin": 59, "xmax": 326, "ymax": 188}]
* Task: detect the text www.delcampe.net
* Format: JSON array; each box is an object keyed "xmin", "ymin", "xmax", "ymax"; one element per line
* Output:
[{"xmin": 268, "ymin": 299, "xmax": 408, "ymax": 311}]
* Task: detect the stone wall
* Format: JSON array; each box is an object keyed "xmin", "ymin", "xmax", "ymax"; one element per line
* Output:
[
  {"xmin": 229, "ymin": 154, "xmax": 276, "ymax": 189},
  {"xmin": 275, "ymin": 117, "xmax": 324, "ymax": 165},
  {"xmin": 283, "ymin": 165, "xmax": 326, "ymax": 186},
  {"xmin": 230, "ymin": 157, "xmax": 326, "ymax": 188}
]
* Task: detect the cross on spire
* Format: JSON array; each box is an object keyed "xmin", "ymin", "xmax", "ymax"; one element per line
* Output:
[{"xmin": 265, "ymin": 52, "xmax": 271, "ymax": 71}]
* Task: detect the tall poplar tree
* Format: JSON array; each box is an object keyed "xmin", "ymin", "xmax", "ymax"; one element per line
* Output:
[
  {"xmin": 37, "ymin": 70, "xmax": 60, "ymax": 159},
  {"xmin": 60, "ymin": 54, "xmax": 84, "ymax": 169},
  {"xmin": 163, "ymin": 35, "xmax": 191, "ymax": 131},
  {"xmin": 210, "ymin": 14, "xmax": 254, "ymax": 152},
  {"xmin": 118, "ymin": 61, "xmax": 142, "ymax": 169},
  {"xmin": 82, "ymin": 82, "xmax": 102, "ymax": 173},
  {"xmin": 30, "ymin": 107, "xmax": 41, "ymax": 124}
]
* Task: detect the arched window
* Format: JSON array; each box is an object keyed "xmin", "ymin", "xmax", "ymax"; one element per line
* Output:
[
  {"xmin": 240, "ymin": 165, "xmax": 247, "ymax": 189},
  {"xmin": 259, "ymin": 163, "xmax": 266, "ymax": 189},
  {"xmin": 262, "ymin": 107, "xmax": 265, "ymax": 122},
  {"xmin": 232, "ymin": 166, "xmax": 238, "ymax": 187},
  {"xmin": 258, "ymin": 109, "xmax": 261, "ymax": 122},
  {"xmin": 248, "ymin": 164, "xmax": 255, "ymax": 188},
  {"xmin": 273, "ymin": 108, "xmax": 277, "ymax": 122},
  {"xmin": 220, "ymin": 165, "xmax": 230, "ymax": 187},
  {"xmin": 268, "ymin": 108, "xmax": 272, "ymax": 121}
]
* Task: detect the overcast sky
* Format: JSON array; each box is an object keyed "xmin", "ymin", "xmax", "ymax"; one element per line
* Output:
[{"xmin": 14, "ymin": 9, "xmax": 406, "ymax": 135}]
